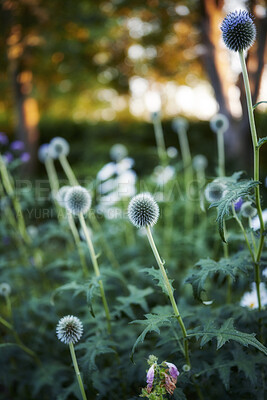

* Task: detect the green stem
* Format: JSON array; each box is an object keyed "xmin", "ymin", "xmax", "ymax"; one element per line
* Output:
[
  {"xmin": 217, "ymin": 130, "xmax": 225, "ymax": 177},
  {"xmin": 59, "ymin": 155, "xmax": 119, "ymax": 269},
  {"xmin": 45, "ymin": 158, "xmax": 63, "ymax": 221},
  {"xmin": 239, "ymin": 50, "xmax": 264, "ymax": 311},
  {"xmin": 59, "ymin": 154, "xmax": 79, "ymax": 186},
  {"xmin": 145, "ymin": 226, "xmax": 190, "ymax": 366},
  {"xmin": 0, "ymin": 153, "xmax": 30, "ymax": 244},
  {"xmin": 176, "ymin": 128, "xmax": 193, "ymax": 230},
  {"xmin": 69, "ymin": 342, "xmax": 88, "ymax": 400},
  {"xmin": 152, "ymin": 116, "xmax": 167, "ymax": 166},
  {"xmin": 67, "ymin": 213, "xmax": 89, "ymax": 278},
  {"xmin": 79, "ymin": 213, "xmax": 112, "ymax": 333},
  {"xmin": 232, "ymin": 204, "xmax": 255, "ymax": 261}
]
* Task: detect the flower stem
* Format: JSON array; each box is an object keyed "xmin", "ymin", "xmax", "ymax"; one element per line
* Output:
[
  {"xmin": 145, "ymin": 226, "xmax": 190, "ymax": 366},
  {"xmin": 239, "ymin": 50, "xmax": 264, "ymax": 311},
  {"xmin": 45, "ymin": 158, "xmax": 63, "ymax": 222},
  {"xmin": 0, "ymin": 153, "xmax": 30, "ymax": 244},
  {"xmin": 69, "ymin": 342, "xmax": 88, "ymax": 400},
  {"xmin": 67, "ymin": 213, "xmax": 89, "ymax": 278},
  {"xmin": 217, "ymin": 130, "xmax": 225, "ymax": 177},
  {"xmin": 176, "ymin": 128, "xmax": 193, "ymax": 230},
  {"xmin": 59, "ymin": 154, "xmax": 79, "ymax": 186},
  {"xmin": 79, "ymin": 213, "xmax": 112, "ymax": 333},
  {"xmin": 152, "ymin": 115, "xmax": 167, "ymax": 166},
  {"xmin": 59, "ymin": 155, "xmax": 120, "ymax": 269}
]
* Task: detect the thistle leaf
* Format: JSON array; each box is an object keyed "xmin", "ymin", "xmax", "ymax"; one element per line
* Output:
[
  {"xmin": 188, "ymin": 318, "xmax": 267, "ymax": 355},
  {"xmin": 209, "ymin": 177, "xmax": 259, "ymax": 242},
  {"xmin": 141, "ymin": 266, "xmax": 174, "ymax": 296},
  {"xmin": 130, "ymin": 312, "xmax": 174, "ymax": 360},
  {"xmin": 185, "ymin": 251, "xmax": 251, "ymax": 300},
  {"xmin": 114, "ymin": 285, "xmax": 153, "ymax": 319}
]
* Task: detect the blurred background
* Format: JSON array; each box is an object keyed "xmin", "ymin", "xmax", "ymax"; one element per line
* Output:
[{"xmin": 0, "ymin": 0, "xmax": 266, "ymax": 178}]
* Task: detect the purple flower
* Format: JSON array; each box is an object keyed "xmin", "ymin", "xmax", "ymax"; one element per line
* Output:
[
  {"xmin": 221, "ymin": 10, "xmax": 256, "ymax": 52},
  {"xmin": 234, "ymin": 197, "xmax": 243, "ymax": 212},
  {"xmin": 165, "ymin": 362, "xmax": 179, "ymax": 380},
  {"xmin": 146, "ymin": 364, "xmax": 155, "ymax": 389},
  {"xmin": 3, "ymin": 152, "xmax": 14, "ymax": 164},
  {"xmin": 20, "ymin": 152, "xmax": 30, "ymax": 163},
  {"xmin": 0, "ymin": 132, "xmax": 8, "ymax": 146},
  {"xmin": 10, "ymin": 140, "xmax": 25, "ymax": 152}
]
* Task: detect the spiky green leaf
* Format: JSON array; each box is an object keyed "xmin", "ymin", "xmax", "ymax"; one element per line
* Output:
[
  {"xmin": 185, "ymin": 251, "xmax": 251, "ymax": 300},
  {"xmin": 141, "ymin": 266, "xmax": 174, "ymax": 296},
  {"xmin": 209, "ymin": 178, "xmax": 259, "ymax": 241},
  {"xmin": 188, "ymin": 318, "xmax": 267, "ymax": 355},
  {"xmin": 130, "ymin": 312, "xmax": 174, "ymax": 360}
]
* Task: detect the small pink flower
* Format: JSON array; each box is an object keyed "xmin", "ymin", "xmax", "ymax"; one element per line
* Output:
[
  {"xmin": 165, "ymin": 362, "xmax": 179, "ymax": 380},
  {"xmin": 146, "ymin": 364, "xmax": 155, "ymax": 389}
]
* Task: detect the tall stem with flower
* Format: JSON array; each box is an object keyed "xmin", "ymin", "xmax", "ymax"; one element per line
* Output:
[{"xmin": 221, "ymin": 10, "xmax": 264, "ymax": 310}]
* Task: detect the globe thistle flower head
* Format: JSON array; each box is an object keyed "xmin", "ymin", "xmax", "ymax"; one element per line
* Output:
[
  {"xmin": 205, "ymin": 181, "xmax": 227, "ymax": 203},
  {"xmin": 172, "ymin": 117, "xmax": 189, "ymax": 133},
  {"xmin": 128, "ymin": 193, "xmax": 159, "ymax": 228},
  {"xmin": 241, "ymin": 201, "xmax": 257, "ymax": 218},
  {"xmin": 0, "ymin": 282, "xmax": 11, "ymax": 297},
  {"xmin": 210, "ymin": 113, "xmax": 229, "ymax": 134},
  {"xmin": 56, "ymin": 315, "xmax": 83, "ymax": 344},
  {"xmin": 221, "ymin": 10, "xmax": 256, "ymax": 52},
  {"xmin": 38, "ymin": 144, "xmax": 50, "ymax": 163},
  {"xmin": 56, "ymin": 185, "xmax": 72, "ymax": 208},
  {"xmin": 65, "ymin": 186, "xmax": 92, "ymax": 215},
  {"xmin": 110, "ymin": 143, "xmax": 128, "ymax": 162},
  {"xmin": 49, "ymin": 137, "xmax": 70, "ymax": 159},
  {"xmin": 193, "ymin": 154, "xmax": 208, "ymax": 170}
]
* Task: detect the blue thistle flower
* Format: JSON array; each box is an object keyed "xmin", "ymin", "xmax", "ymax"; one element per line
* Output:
[
  {"xmin": 128, "ymin": 193, "xmax": 159, "ymax": 228},
  {"xmin": 56, "ymin": 315, "xmax": 83, "ymax": 344},
  {"xmin": 49, "ymin": 137, "xmax": 70, "ymax": 159},
  {"xmin": 221, "ymin": 10, "xmax": 256, "ymax": 52},
  {"xmin": 65, "ymin": 186, "xmax": 92, "ymax": 215}
]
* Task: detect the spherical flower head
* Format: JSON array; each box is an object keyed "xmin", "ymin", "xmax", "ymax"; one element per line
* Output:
[
  {"xmin": 241, "ymin": 201, "xmax": 257, "ymax": 218},
  {"xmin": 165, "ymin": 362, "xmax": 179, "ymax": 380},
  {"xmin": 20, "ymin": 152, "xmax": 30, "ymax": 163},
  {"xmin": 65, "ymin": 186, "xmax": 92, "ymax": 215},
  {"xmin": 38, "ymin": 144, "xmax": 50, "ymax": 163},
  {"xmin": 56, "ymin": 315, "xmax": 83, "ymax": 344},
  {"xmin": 146, "ymin": 364, "xmax": 155, "ymax": 389},
  {"xmin": 210, "ymin": 113, "xmax": 229, "ymax": 134},
  {"xmin": 110, "ymin": 144, "xmax": 128, "ymax": 162},
  {"xmin": 182, "ymin": 364, "xmax": 191, "ymax": 372},
  {"xmin": 234, "ymin": 197, "xmax": 243, "ymax": 212},
  {"xmin": 3, "ymin": 152, "xmax": 13, "ymax": 164},
  {"xmin": 0, "ymin": 282, "xmax": 11, "ymax": 297},
  {"xmin": 10, "ymin": 140, "xmax": 24, "ymax": 152},
  {"xmin": 193, "ymin": 154, "xmax": 208, "ymax": 170},
  {"xmin": 221, "ymin": 10, "xmax": 256, "ymax": 52},
  {"xmin": 205, "ymin": 181, "xmax": 227, "ymax": 203},
  {"xmin": 49, "ymin": 137, "xmax": 70, "ymax": 159},
  {"xmin": 172, "ymin": 117, "xmax": 189, "ymax": 133},
  {"xmin": 56, "ymin": 185, "xmax": 72, "ymax": 208},
  {"xmin": 0, "ymin": 132, "xmax": 8, "ymax": 146},
  {"xmin": 128, "ymin": 193, "xmax": 159, "ymax": 228}
]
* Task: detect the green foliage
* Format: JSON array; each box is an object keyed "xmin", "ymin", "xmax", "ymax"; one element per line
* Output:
[
  {"xmin": 185, "ymin": 250, "xmax": 252, "ymax": 300},
  {"xmin": 130, "ymin": 312, "xmax": 174, "ymax": 360},
  {"xmin": 141, "ymin": 267, "xmax": 174, "ymax": 296},
  {"xmin": 188, "ymin": 318, "xmax": 267, "ymax": 355},
  {"xmin": 209, "ymin": 174, "xmax": 259, "ymax": 241}
]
